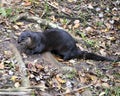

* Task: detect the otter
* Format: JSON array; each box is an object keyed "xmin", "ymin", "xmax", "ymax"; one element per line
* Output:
[{"xmin": 18, "ymin": 28, "xmax": 118, "ymax": 61}]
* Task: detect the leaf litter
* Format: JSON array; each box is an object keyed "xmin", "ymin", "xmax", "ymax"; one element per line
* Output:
[{"xmin": 0, "ymin": 0, "xmax": 120, "ymax": 95}]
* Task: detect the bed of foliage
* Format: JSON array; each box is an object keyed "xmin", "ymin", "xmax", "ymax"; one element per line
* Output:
[{"xmin": 0, "ymin": 0, "xmax": 120, "ymax": 96}]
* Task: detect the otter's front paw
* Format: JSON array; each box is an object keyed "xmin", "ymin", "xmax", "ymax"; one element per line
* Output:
[{"xmin": 25, "ymin": 49, "xmax": 34, "ymax": 55}]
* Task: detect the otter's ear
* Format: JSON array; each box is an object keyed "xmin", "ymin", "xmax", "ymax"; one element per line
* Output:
[
  {"xmin": 39, "ymin": 33, "xmax": 45, "ymax": 43},
  {"xmin": 27, "ymin": 34, "xmax": 31, "ymax": 37}
]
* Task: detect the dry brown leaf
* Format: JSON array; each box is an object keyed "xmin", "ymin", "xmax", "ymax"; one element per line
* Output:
[
  {"xmin": 52, "ymin": 2, "xmax": 59, "ymax": 6},
  {"xmin": 14, "ymin": 82, "xmax": 20, "ymax": 88},
  {"xmin": 74, "ymin": 20, "xmax": 80, "ymax": 24},
  {"xmin": 56, "ymin": 74, "xmax": 66, "ymax": 84},
  {"xmin": 23, "ymin": 0, "xmax": 31, "ymax": 6},
  {"xmin": 102, "ymin": 83, "xmax": 110, "ymax": 88},
  {"xmin": 11, "ymin": 76, "xmax": 18, "ymax": 82},
  {"xmin": 106, "ymin": 36, "xmax": 116, "ymax": 41},
  {"xmin": 61, "ymin": 7, "xmax": 72, "ymax": 14},
  {"xmin": 16, "ymin": 22, "xmax": 24, "ymax": 26},
  {"xmin": 85, "ymin": 27, "xmax": 94, "ymax": 32},
  {"xmin": 105, "ymin": 23, "xmax": 111, "ymax": 29},
  {"xmin": 81, "ymin": 90, "xmax": 92, "ymax": 96},
  {"xmin": 13, "ymin": 25, "xmax": 19, "ymax": 30},
  {"xmin": 67, "ymin": 0, "xmax": 76, "ymax": 2},
  {"xmin": 73, "ymin": 20, "xmax": 80, "ymax": 29},
  {"xmin": 87, "ymin": 74, "xmax": 98, "ymax": 84},
  {"xmin": 35, "ymin": 64, "xmax": 44, "ymax": 70},
  {"xmin": 4, "ymin": 50, "xmax": 13, "ymax": 58},
  {"xmin": 63, "ymin": 24, "xmax": 67, "ymax": 29},
  {"xmin": 104, "ymin": 28, "xmax": 109, "ymax": 32},
  {"xmin": 73, "ymin": 23, "xmax": 80, "ymax": 29},
  {"xmin": 99, "ymin": 49, "xmax": 107, "ymax": 56},
  {"xmin": 88, "ymin": 3, "xmax": 94, "ymax": 9},
  {"xmin": 80, "ymin": 76, "xmax": 87, "ymax": 83},
  {"xmin": 0, "ymin": 63, "xmax": 4, "ymax": 69},
  {"xmin": 114, "ymin": 20, "xmax": 120, "ymax": 29},
  {"xmin": 99, "ymin": 92, "xmax": 106, "ymax": 96},
  {"xmin": 50, "ymin": 16, "xmax": 57, "ymax": 22},
  {"xmin": 29, "ymin": 74, "xmax": 35, "ymax": 79}
]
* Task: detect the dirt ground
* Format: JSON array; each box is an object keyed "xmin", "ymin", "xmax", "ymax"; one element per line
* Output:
[{"xmin": 0, "ymin": 0, "xmax": 120, "ymax": 96}]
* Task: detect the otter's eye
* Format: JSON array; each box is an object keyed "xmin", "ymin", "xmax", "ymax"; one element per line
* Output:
[
  {"xmin": 18, "ymin": 37, "xmax": 25, "ymax": 43},
  {"xmin": 21, "ymin": 38, "xmax": 25, "ymax": 41}
]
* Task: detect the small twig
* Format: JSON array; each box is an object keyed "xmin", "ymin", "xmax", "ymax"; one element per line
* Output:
[
  {"xmin": 54, "ymin": 14, "xmax": 84, "ymax": 22},
  {"xmin": 0, "ymin": 87, "xmax": 32, "ymax": 96},
  {"xmin": 43, "ymin": 1, "xmax": 86, "ymax": 22},
  {"xmin": 58, "ymin": 84, "xmax": 93, "ymax": 95},
  {"xmin": 44, "ymin": 1, "xmax": 71, "ymax": 16}
]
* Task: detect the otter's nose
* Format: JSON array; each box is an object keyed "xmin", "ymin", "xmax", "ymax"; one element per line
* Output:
[{"xmin": 17, "ymin": 37, "xmax": 22, "ymax": 43}]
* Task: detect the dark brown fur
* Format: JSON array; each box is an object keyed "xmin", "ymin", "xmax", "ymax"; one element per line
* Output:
[{"xmin": 18, "ymin": 28, "xmax": 118, "ymax": 61}]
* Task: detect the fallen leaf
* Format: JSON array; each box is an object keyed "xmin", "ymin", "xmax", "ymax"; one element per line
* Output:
[
  {"xmin": 74, "ymin": 20, "xmax": 80, "ymax": 24},
  {"xmin": 4, "ymin": 50, "xmax": 13, "ymax": 58},
  {"xmin": 11, "ymin": 76, "xmax": 18, "ymax": 82},
  {"xmin": 96, "ymin": 7, "xmax": 101, "ymax": 11},
  {"xmin": 14, "ymin": 82, "xmax": 20, "ymax": 88},
  {"xmin": 85, "ymin": 27, "xmax": 94, "ymax": 32},
  {"xmin": 13, "ymin": 25, "xmax": 19, "ymax": 30},
  {"xmin": 69, "ymin": 59, "xmax": 76, "ymax": 64},
  {"xmin": 88, "ymin": 3, "xmax": 94, "ymax": 9},
  {"xmin": 0, "ymin": 63, "xmax": 4, "ymax": 69},
  {"xmin": 16, "ymin": 22, "xmax": 24, "ymax": 26},
  {"xmin": 104, "ymin": 28, "xmax": 109, "ymax": 32},
  {"xmin": 29, "ymin": 74, "xmax": 35, "ymax": 79},
  {"xmin": 35, "ymin": 64, "xmax": 44, "ymax": 70},
  {"xmin": 81, "ymin": 90, "xmax": 92, "ymax": 96},
  {"xmin": 50, "ymin": 16, "xmax": 57, "ymax": 22},
  {"xmin": 87, "ymin": 74, "xmax": 98, "ymax": 83},
  {"xmin": 35, "ymin": 76, "xmax": 40, "ymax": 81},
  {"xmin": 61, "ymin": 7, "xmax": 72, "ymax": 14},
  {"xmin": 115, "ymin": 52, "xmax": 120, "ymax": 55},
  {"xmin": 99, "ymin": 92, "xmax": 106, "ymax": 96},
  {"xmin": 23, "ymin": 1, "xmax": 31, "ymax": 6},
  {"xmin": 68, "ymin": 0, "xmax": 77, "ymax": 2},
  {"xmin": 105, "ymin": 23, "xmax": 111, "ymax": 29},
  {"xmin": 66, "ymin": 80, "xmax": 72, "ymax": 88},
  {"xmin": 73, "ymin": 23, "xmax": 80, "ymax": 29},
  {"xmin": 73, "ymin": 20, "xmax": 80, "ymax": 29},
  {"xmin": 102, "ymin": 83, "xmax": 110, "ymax": 88},
  {"xmin": 8, "ymin": 70, "xmax": 14, "ymax": 75},
  {"xmin": 80, "ymin": 76, "xmax": 87, "ymax": 83},
  {"xmin": 99, "ymin": 49, "xmax": 107, "ymax": 56},
  {"xmin": 56, "ymin": 74, "xmax": 66, "ymax": 84},
  {"xmin": 114, "ymin": 20, "xmax": 120, "ymax": 30},
  {"xmin": 98, "ymin": 12, "xmax": 104, "ymax": 18}
]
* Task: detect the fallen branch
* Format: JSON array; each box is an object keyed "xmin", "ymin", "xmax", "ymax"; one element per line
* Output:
[
  {"xmin": 43, "ymin": 1, "xmax": 86, "ymax": 22},
  {"xmin": 17, "ymin": 14, "xmax": 64, "ymax": 30},
  {"xmin": 9, "ymin": 43, "xmax": 30, "ymax": 87},
  {"xmin": 0, "ymin": 85, "xmax": 47, "ymax": 95},
  {"xmin": 58, "ymin": 84, "xmax": 93, "ymax": 95},
  {"xmin": 0, "ymin": 92, "xmax": 31, "ymax": 96},
  {"xmin": 15, "ymin": 14, "xmax": 83, "ymax": 44},
  {"xmin": 44, "ymin": 1, "xmax": 71, "ymax": 16}
]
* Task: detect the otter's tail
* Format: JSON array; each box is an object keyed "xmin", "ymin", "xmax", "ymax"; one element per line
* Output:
[{"xmin": 78, "ymin": 51, "xmax": 118, "ymax": 61}]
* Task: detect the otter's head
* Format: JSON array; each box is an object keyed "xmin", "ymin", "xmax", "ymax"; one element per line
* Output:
[
  {"xmin": 18, "ymin": 31, "xmax": 31, "ymax": 43},
  {"xmin": 18, "ymin": 31, "xmax": 33, "ymax": 48}
]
